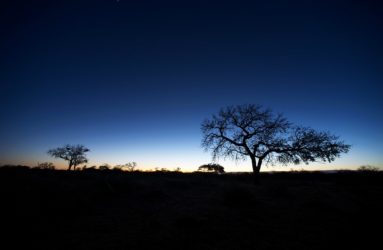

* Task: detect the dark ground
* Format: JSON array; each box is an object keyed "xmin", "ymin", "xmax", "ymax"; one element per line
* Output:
[{"xmin": 1, "ymin": 168, "xmax": 382, "ymax": 250}]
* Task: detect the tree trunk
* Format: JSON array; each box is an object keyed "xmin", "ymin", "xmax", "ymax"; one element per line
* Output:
[
  {"xmin": 251, "ymin": 156, "xmax": 261, "ymax": 184},
  {"xmin": 67, "ymin": 163, "xmax": 72, "ymax": 171}
]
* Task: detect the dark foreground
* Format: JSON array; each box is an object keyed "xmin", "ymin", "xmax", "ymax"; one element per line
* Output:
[{"xmin": 1, "ymin": 168, "xmax": 382, "ymax": 250}]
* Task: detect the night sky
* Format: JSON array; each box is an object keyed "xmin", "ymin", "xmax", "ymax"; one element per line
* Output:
[{"xmin": 1, "ymin": 0, "xmax": 382, "ymax": 171}]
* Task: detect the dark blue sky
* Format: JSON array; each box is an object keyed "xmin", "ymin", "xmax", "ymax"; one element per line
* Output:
[{"xmin": 1, "ymin": 0, "xmax": 382, "ymax": 171}]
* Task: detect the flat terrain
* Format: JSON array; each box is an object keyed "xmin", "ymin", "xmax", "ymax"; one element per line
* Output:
[{"xmin": 1, "ymin": 168, "xmax": 382, "ymax": 250}]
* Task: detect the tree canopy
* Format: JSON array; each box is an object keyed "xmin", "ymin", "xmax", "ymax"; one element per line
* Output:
[
  {"xmin": 201, "ymin": 104, "xmax": 350, "ymax": 176},
  {"xmin": 48, "ymin": 144, "xmax": 90, "ymax": 170}
]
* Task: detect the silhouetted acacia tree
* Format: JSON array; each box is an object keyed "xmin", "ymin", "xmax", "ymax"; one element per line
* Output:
[
  {"xmin": 198, "ymin": 163, "xmax": 225, "ymax": 174},
  {"xmin": 47, "ymin": 144, "xmax": 90, "ymax": 171},
  {"xmin": 201, "ymin": 104, "xmax": 350, "ymax": 179},
  {"xmin": 99, "ymin": 164, "xmax": 111, "ymax": 171},
  {"xmin": 113, "ymin": 162, "xmax": 137, "ymax": 171},
  {"xmin": 173, "ymin": 167, "xmax": 181, "ymax": 172},
  {"xmin": 35, "ymin": 162, "xmax": 55, "ymax": 170},
  {"xmin": 124, "ymin": 162, "xmax": 137, "ymax": 171}
]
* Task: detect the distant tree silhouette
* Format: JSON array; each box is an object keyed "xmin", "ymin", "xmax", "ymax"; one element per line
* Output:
[
  {"xmin": 358, "ymin": 165, "xmax": 380, "ymax": 172},
  {"xmin": 47, "ymin": 144, "xmax": 89, "ymax": 171},
  {"xmin": 173, "ymin": 167, "xmax": 181, "ymax": 172},
  {"xmin": 124, "ymin": 162, "xmax": 137, "ymax": 171},
  {"xmin": 99, "ymin": 164, "xmax": 111, "ymax": 171},
  {"xmin": 201, "ymin": 104, "xmax": 350, "ymax": 180},
  {"xmin": 113, "ymin": 162, "xmax": 137, "ymax": 171},
  {"xmin": 198, "ymin": 163, "xmax": 225, "ymax": 174},
  {"xmin": 35, "ymin": 162, "xmax": 55, "ymax": 170}
]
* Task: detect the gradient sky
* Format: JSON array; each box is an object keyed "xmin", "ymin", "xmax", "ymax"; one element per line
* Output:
[{"xmin": 1, "ymin": 0, "xmax": 382, "ymax": 171}]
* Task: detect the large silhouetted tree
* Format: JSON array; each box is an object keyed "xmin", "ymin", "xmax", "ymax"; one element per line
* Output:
[
  {"xmin": 48, "ymin": 144, "xmax": 90, "ymax": 170},
  {"xmin": 201, "ymin": 104, "xmax": 350, "ymax": 180}
]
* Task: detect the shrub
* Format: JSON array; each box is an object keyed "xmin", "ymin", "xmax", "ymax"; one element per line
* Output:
[
  {"xmin": 34, "ymin": 162, "xmax": 55, "ymax": 170},
  {"xmin": 99, "ymin": 164, "xmax": 111, "ymax": 171},
  {"xmin": 358, "ymin": 165, "xmax": 380, "ymax": 172}
]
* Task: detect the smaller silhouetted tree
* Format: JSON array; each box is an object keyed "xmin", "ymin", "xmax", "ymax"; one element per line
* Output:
[
  {"xmin": 173, "ymin": 167, "xmax": 181, "ymax": 172},
  {"xmin": 35, "ymin": 162, "xmax": 55, "ymax": 170},
  {"xmin": 198, "ymin": 163, "xmax": 225, "ymax": 174},
  {"xmin": 112, "ymin": 162, "xmax": 137, "ymax": 171},
  {"xmin": 99, "ymin": 164, "xmax": 111, "ymax": 171},
  {"xmin": 124, "ymin": 162, "xmax": 137, "ymax": 171},
  {"xmin": 47, "ymin": 144, "xmax": 89, "ymax": 171}
]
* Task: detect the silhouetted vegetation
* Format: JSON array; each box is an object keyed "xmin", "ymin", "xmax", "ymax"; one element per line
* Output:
[
  {"xmin": 114, "ymin": 162, "xmax": 137, "ymax": 171},
  {"xmin": 98, "ymin": 164, "xmax": 111, "ymax": 171},
  {"xmin": 155, "ymin": 167, "xmax": 171, "ymax": 172},
  {"xmin": 0, "ymin": 168, "xmax": 381, "ymax": 250},
  {"xmin": 198, "ymin": 163, "xmax": 225, "ymax": 173},
  {"xmin": 0, "ymin": 164, "xmax": 30, "ymax": 170},
  {"xmin": 202, "ymin": 104, "xmax": 351, "ymax": 180},
  {"xmin": 358, "ymin": 165, "xmax": 380, "ymax": 172},
  {"xmin": 47, "ymin": 144, "xmax": 90, "ymax": 170},
  {"xmin": 34, "ymin": 162, "xmax": 55, "ymax": 170},
  {"xmin": 82, "ymin": 165, "xmax": 97, "ymax": 171}
]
